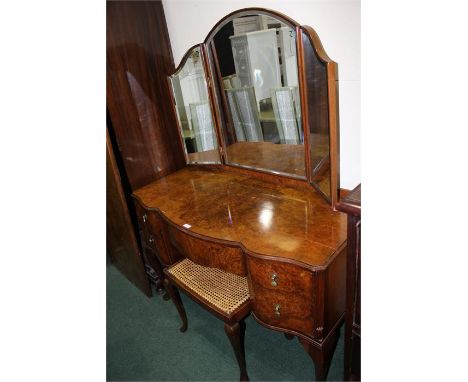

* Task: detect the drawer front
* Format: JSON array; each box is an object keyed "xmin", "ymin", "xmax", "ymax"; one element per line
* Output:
[
  {"xmin": 141, "ymin": 246, "xmax": 164, "ymax": 284},
  {"xmin": 133, "ymin": 201, "xmax": 173, "ymax": 266},
  {"xmin": 167, "ymin": 225, "xmax": 247, "ymax": 277},
  {"xmin": 134, "ymin": 200, "xmax": 149, "ymax": 234},
  {"xmin": 247, "ymin": 256, "xmax": 317, "ymax": 339}
]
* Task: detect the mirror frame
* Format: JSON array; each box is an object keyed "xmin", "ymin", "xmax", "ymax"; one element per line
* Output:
[
  {"xmin": 167, "ymin": 44, "xmax": 222, "ymax": 165},
  {"xmin": 168, "ymin": 8, "xmax": 340, "ymax": 207}
]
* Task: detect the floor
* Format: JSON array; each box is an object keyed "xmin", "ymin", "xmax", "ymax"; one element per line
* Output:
[{"xmin": 107, "ymin": 265, "xmax": 344, "ymax": 381}]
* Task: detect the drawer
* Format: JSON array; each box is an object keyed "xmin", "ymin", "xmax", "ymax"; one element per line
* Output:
[
  {"xmin": 167, "ymin": 225, "xmax": 247, "ymax": 277},
  {"xmin": 141, "ymin": 245, "xmax": 164, "ymax": 284},
  {"xmin": 247, "ymin": 256, "xmax": 317, "ymax": 339},
  {"xmin": 147, "ymin": 230, "xmax": 172, "ymax": 265},
  {"xmin": 133, "ymin": 200, "xmax": 173, "ymax": 266},
  {"xmin": 134, "ymin": 202, "xmax": 164, "ymax": 234}
]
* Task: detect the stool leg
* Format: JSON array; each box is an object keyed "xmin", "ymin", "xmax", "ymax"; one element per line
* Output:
[
  {"xmin": 163, "ymin": 279, "xmax": 188, "ymax": 332},
  {"xmin": 224, "ymin": 321, "xmax": 249, "ymax": 381}
]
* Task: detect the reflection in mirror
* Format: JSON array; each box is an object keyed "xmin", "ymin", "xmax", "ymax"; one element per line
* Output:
[
  {"xmin": 169, "ymin": 46, "xmax": 220, "ymax": 164},
  {"xmin": 301, "ymin": 29, "xmax": 331, "ymax": 200},
  {"xmin": 212, "ymin": 14, "xmax": 305, "ymax": 178}
]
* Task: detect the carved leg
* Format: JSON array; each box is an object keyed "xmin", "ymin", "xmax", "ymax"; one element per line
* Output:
[
  {"xmin": 163, "ymin": 279, "xmax": 187, "ymax": 332},
  {"xmin": 224, "ymin": 321, "xmax": 249, "ymax": 381},
  {"xmin": 284, "ymin": 333, "xmax": 295, "ymax": 340},
  {"xmin": 299, "ymin": 328, "xmax": 340, "ymax": 381}
]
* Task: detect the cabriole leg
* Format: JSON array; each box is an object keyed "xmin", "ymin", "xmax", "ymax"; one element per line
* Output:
[
  {"xmin": 163, "ymin": 278, "xmax": 188, "ymax": 332},
  {"xmin": 224, "ymin": 320, "xmax": 249, "ymax": 381}
]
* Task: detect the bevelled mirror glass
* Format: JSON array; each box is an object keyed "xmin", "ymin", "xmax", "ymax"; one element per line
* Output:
[
  {"xmin": 301, "ymin": 28, "xmax": 332, "ymax": 201},
  {"xmin": 211, "ymin": 14, "xmax": 305, "ymax": 178},
  {"xmin": 169, "ymin": 46, "xmax": 220, "ymax": 164}
]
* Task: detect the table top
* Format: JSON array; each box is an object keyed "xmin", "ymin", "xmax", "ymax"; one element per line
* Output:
[{"xmin": 133, "ymin": 166, "xmax": 347, "ymax": 268}]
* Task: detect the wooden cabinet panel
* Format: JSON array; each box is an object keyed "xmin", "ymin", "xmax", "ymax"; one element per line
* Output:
[
  {"xmin": 106, "ymin": 0, "xmax": 185, "ymax": 191},
  {"xmin": 167, "ymin": 225, "xmax": 247, "ymax": 276},
  {"xmin": 247, "ymin": 255, "xmax": 317, "ymax": 338},
  {"xmin": 106, "ymin": 129, "xmax": 151, "ymax": 296},
  {"xmin": 133, "ymin": 201, "xmax": 174, "ymax": 267},
  {"xmin": 336, "ymin": 184, "xmax": 361, "ymax": 381}
]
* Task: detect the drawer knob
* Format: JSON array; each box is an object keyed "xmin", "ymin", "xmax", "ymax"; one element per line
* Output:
[
  {"xmin": 271, "ymin": 273, "xmax": 279, "ymax": 287},
  {"xmin": 274, "ymin": 304, "xmax": 281, "ymax": 318},
  {"xmin": 148, "ymin": 235, "xmax": 155, "ymax": 244},
  {"xmin": 142, "ymin": 213, "xmax": 147, "ymax": 223}
]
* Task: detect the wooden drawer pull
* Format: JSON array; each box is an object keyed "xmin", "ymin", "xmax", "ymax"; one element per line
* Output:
[
  {"xmin": 148, "ymin": 235, "xmax": 155, "ymax": 244},
  {"xmin": 142, "ymin": 213, "xmax": 147, "ymax": 223}
]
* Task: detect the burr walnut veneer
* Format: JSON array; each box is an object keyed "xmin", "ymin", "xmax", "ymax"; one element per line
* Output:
[
  {"xmin": 127, "ymin": 7, "xmax": 349, "ymax": 381},
  {"xmin": 133, "ymin": 166, "xmax": 347, "ymax": 380}
]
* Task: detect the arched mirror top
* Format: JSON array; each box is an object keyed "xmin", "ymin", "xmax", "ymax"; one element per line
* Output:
[
  {"xmin": 167, "ymin": 8, "xmax": 340, "ymax": 207},
  {"xmin": 203, "ymin": 8, "xmax": 301, "ymax": 43},
  {"xmin": 172, "ymin": 43, "xmax": 204, "ymax": 75}
]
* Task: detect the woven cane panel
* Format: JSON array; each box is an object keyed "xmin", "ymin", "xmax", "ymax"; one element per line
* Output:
[{"xmin": 168, "ymin": 259, "xmax": 250, "ymax": 315}]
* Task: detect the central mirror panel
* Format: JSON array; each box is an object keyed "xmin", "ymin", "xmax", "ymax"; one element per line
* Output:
[
  {"xmin": 169, "ymin": 46, "xmax": 221, "ymax": 164},
  {"xmin": 212, "ymin": 14, "xmax": 305, "ymax": 178}
]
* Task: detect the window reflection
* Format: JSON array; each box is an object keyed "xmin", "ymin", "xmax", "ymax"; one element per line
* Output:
[
  {"xmin": 213, "ymin": 14, "xmax": 305, "ymax": 178},
  {"xmin": 170, "ymin": 47, "xmax": 220, "ymax": 164}
]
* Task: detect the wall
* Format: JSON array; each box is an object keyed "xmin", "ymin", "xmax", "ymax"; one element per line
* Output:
[{"xmin": 163, "ymin": 0, "xmax": 360, "ymax": 189}]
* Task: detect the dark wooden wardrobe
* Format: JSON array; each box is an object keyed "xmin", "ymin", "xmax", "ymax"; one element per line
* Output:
[{"xmin": 106, "ymin": 0, "xmax": 184, "ymax": 292}]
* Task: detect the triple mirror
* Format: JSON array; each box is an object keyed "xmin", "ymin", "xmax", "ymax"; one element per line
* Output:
[{"xmin": 169, "ymin": 10, "xmax": 337, "ymax": 205}]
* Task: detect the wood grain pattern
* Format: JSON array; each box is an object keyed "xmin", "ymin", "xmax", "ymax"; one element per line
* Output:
[
  {"xmin": 133, "ymin": 166, "xmax": 346, "ymax": 268},
  {"xmin": 106, "ymin": 128, "xmax": 151, "ymax": 296},
  {"xmin": 134, "ymin": 201, "xmax": 177, "ymax": 267},
  {"xmin": 133, "ymin": 165, "xmax": 346, "ymax": 382},
  {"xmin": 167, "ymin": 224, "xmax": 247, "ymax": 276},
  {"xmin": 225, "ymin": 141, "xmax": 306, "ymax": 178},
  {"xmin": 107, "ymin": 0, "xmax": 185, "ymax": 190},
  {"xmin": 336, "ymin": 184, "xmax": 361, "ymax": 381},
  {"xmin": 247, "ymin": 256, "xmax": 316, "ymax": 338}
]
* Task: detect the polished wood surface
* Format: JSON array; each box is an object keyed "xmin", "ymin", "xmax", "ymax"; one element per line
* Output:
[
  {"xmin": 167, "ymin": 224, "xmax": 247, "ymax": 276},
  {"xmin": 226, "ymin": 142, "xmax": 306, "ymax": 178},
  {"xmin": 106, "ymin": 129, "xmax": 151, "ymax": 296},
  {"xmin": 225, "ymin": 135, "xmax": 328, "ymax": 181},
  {"xmin": 188, "ymin": 149, "xmax": 220, "ymax": 164},
  {"xmin": 131, "ymin": 7, "xmax": 348, "ymax": 380},
  {"xmin": 107, "ymin": 0, "xmax": 185, "ymax": 190},
  {"xmin": 336, "ymin": 184, "xmax": 361, "ymax": 381},
  {"xmin": 247, "ymin": 256, "xmax": 317, "ymax": 338},
  {"xmin": 134, "ymin": 201, "xmax": 179, "ymax": 267},
  {"xmin": 133, "ymin": 163, "xmax": 346, "ymax": 382},
  {"xmin": 132, "ymin": 195, "xmax": 167, "ymax": 292},
  {"xmin": 133, "ymin": 166, "xmax": 346, "ymax": 268}
]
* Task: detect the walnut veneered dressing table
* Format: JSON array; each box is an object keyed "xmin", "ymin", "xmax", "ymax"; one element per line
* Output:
[{"xmin": 132, "ymin": 8, "xmax": 347, "ymax": 381}]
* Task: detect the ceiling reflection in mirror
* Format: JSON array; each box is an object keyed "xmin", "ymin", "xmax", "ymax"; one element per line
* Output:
[
  {"xmin": 212, "ymin": 14, "xmax": 305, "ymax": 178},
  {"xmin": 170, "ymin": 46, "xmax": 220, "ymax": 164}
]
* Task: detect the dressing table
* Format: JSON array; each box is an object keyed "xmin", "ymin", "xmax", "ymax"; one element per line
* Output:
[{"xmin": 132, "ymin": 8, "xmax": 347, "ymax": 381}]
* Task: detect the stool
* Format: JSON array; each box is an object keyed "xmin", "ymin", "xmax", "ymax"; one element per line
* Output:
[{"xmin": 164, "ymin": 258, "xmax": 251, "ymax": 381}]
